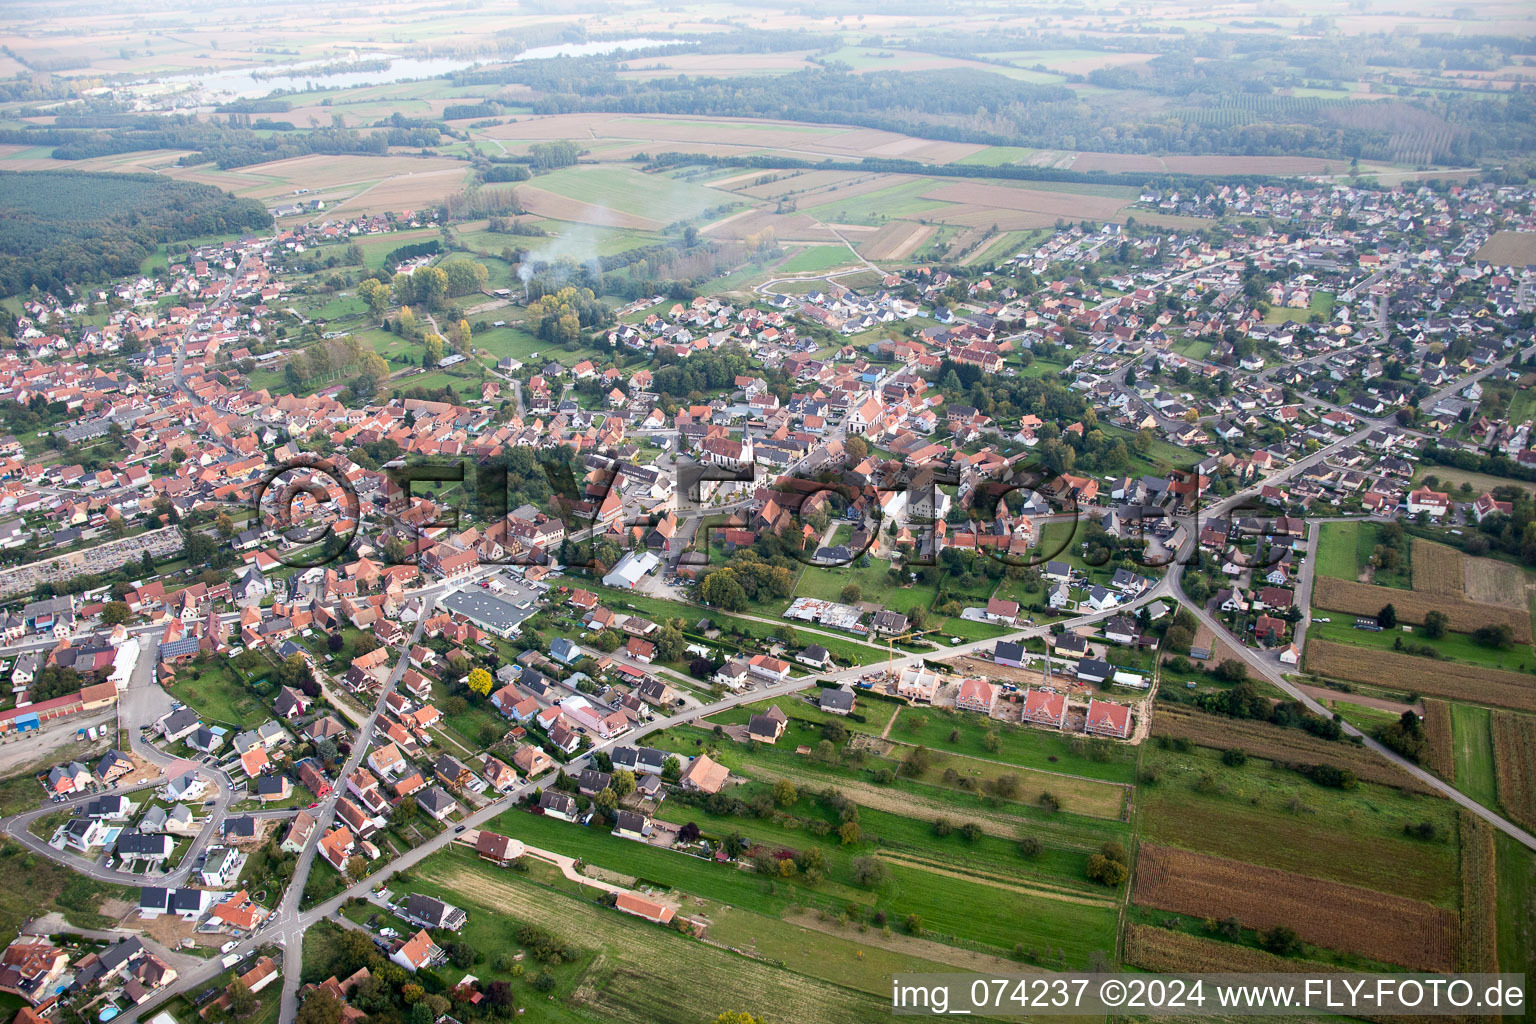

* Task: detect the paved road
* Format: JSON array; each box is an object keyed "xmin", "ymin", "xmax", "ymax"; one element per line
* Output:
[
  {"xmin": 1159, "ymin": 356, "xmax": 1536, "ymax": 853},
  {"xmin": 57, "ymin": 346, "xmax": 1536, "ymax": 1022},
  {"xmin": 1, "ymin": 637, "xmax": 237, "ymax": 887}
]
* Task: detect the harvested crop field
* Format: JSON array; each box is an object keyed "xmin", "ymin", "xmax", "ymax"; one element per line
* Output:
[
  {"xmin": 1491, "ymin": 711, "xmax": 1536, "ymax": 832},
  {"xmin": 229, "ymin": 153, "xmax": 466, "ymax": 194},
  {"xmin": 1124, "ymin": 924, "xmax": 1342, "ymax": 975},
  {"xmin": 1411, "ymin": 538, "xmax": 1466, "ymax": 598},
  {"xmin": 1312, "ymin": 576, "xmax": 1531, "ymax": 642},
  {"xmin": 726, "ymin": 170, "xmax": 907, "ymax": 204},
  {"xmin": 1133, "ymin": 844, "xmax": 1458, "ymax": 971},
  {"xmin": 1423, "ymin": 699, "xmax": 1456, "ymax": 781},
  {"xmin": 324, "ymin": 166, "xmax": 473, "ymax": 216},
  {"xmin": 514, "ymin": 185, "xmax": 662, "ymax": 230},
  {"xmin": 1462, "ymin": 555, "xmax": 1529, "ymax": 608},
  {"xmin": 920, "ymin": 181, "xmax": 1128, "ymax": 221},
  {"xmin": 1067, "ymin": 152, "xmax": 1338, "ymax": 175},
  {"xmin": 859, "ymin": 220, "xmax": 936, "ymax": 260},
  {"xmin": 421, "ymin": 859, "xmax": 888, "ymax": 1024},
  {"xmin": 1306, "ymin": 640, "xmax": 1536, "ymax": 712},
  {"xmin": 702, "ymin": 209, "xmax": 836, "ymax": 242},
  {"xmin": 1459, "ymin": 810, "xmax": 1500, "ymax": 973},
  {"xmin": 483, "ymin": 113, "xmax": 980, "ymax": 165},
  {"xmin": 1476, "ymin": 230, "xmax": 1536, "ymax": 268},
  {"xmin": 1149, "ymin": 704, "xmax": 1433, "ymax": 793}
]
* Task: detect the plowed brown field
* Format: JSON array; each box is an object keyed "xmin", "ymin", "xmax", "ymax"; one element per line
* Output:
[
  {"xmin": 1305, "ymin": 641, "xmax": 1536, "ymax": 712},
  {"xmin": 1133, "ymin": 844, "xmax": 1457, "ymax": 971}
]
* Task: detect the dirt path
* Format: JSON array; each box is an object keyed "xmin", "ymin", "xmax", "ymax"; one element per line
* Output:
[
  {"xmin": 458, "ymin": 830, "xmax": 636, "ymax": 899},
  {"xmin": 879, "ymin": 706, "xmax": 900, "ymax": 740},
  {"xmin": 1299, "ymin": 685, "xmax": 1423, "ymax": 716}
]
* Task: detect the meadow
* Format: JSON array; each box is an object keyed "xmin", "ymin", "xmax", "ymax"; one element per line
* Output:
[
  {"xmin": 1451, "ymin": 703, "xmax": 1499, "ymax": 809},
  {"xmin": 1495, "ymin": 833, "xmax": 1536, "ymax": 977},
  {"xmin": 410, "ymin": 849, "xmax": 899, "ymax": 1024},
  {"xmin": 775, "ymin": 245, "xmax": 860, "ymax": 275},
  {"xmin": 1314, "ymin": 520, "xmax": 1399, "ymax": 584}
]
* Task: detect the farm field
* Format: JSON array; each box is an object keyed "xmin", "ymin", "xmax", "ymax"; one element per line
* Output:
[
  {"xmin": 1458, "ymin": 810, "xmax": 1500, "ymax": 974},
  {"xmin": 1495, "ymin": 833, "xmax": 1536, "ymax": 977},
  {"xmin": 800, "ymin": 177, "xmax": 953, "ymax": 225},
  {"xmin": 1413, "ymin": 463, "xmax": 1536, "ymax": 498},
  {"xmin": 1411, "ymin": 536, "xmax": 1531, "ymax": 612},
  {"xmin": 775, "ymin": 245, "xmax": 860, "ymax": 275},
  {"xmin": 956, "ymin": 146, "xmax": 1038, "ymax": 166},
  {"xmin": 1304, "ymin": 640, "xmax": 1536, "ymax": 712},
  {"xmin": 1150, "ymin": 704, "xmax": 1432, "ymax": 793},
  {"xmin": 1490, "ymin": 711, "xmax": 1536, "ymax": 832},
  {"xmin": 530, "ymin": 165, "xmax": 730, "ymax": 225},
  {"xmin": 1422, "ymin": 699, "xmax": 1456, "ymax": 780},
  {"xmin": 1133, "ymin": 844, "xmax": 1457, "ymax": 971},
  {"xmin": 1410, "ymin": 537, "xmax": 1464, "ymax": 596},
  {"xmin": 1138, "ymin": 740, "xmax": 1457, "ymax": 903},
  {"xmin": 411, "ymin": 849, "xmax": 891, "ymax": 1024},
  {"xmin": 1304, "ymin": 617, "xmax": 1536, "ymax": 672},
  {"xmin": 1476, "ymin": 229, "xmax": 1536, "ymax": 267},
  {"xmin": 1451, "ymin": 703, "xmax": 1499, "ymax": 808},
  {"xmin": 1124, "ymin": 923, "xmax": 1348, "ymax": 975},
  {"xmin": 1310, "ymin": 576, "xmax": 1532, "ymax": 642}
]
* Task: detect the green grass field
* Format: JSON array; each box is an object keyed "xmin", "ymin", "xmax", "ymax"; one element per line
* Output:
[
  {"xmin": 964, "ymin": 228, "xmax": 1046, "ymax": 266},
  {"xmin": 1506, "ymin": 388, "xmax": 1536, "ymax": 426},
  {"xmin": 776, "ymin": 245, "xmax": 860, "ymax": 275},
  {"xmin": 1451, "ymin": 703, "xmax": 1500, "ymax": 808},
  {"xmin": 354, "ymin": 227, "xmax": 441, "ymax": 269},
  {"xmin": 1263, "ymin": 291, "xmax": 1335, "ymax": 324},
  {"xmin": 411, "ymin": 847, "xmax": 892, "ymax": 1024},
  {"xmin": 801, "ymin": 178, "xmax": 953, "ymax": 226},
  {"xmin": 497, "ymin": 736, "xmax": 1126, "ymax": 965},
  {"xmin": 532, "ymin": 165, "xmax": 728, "ymax": 223},
  {"xmin": 470, "ymin": 325, "xmax": 548, "ymax": 364},
  {"xmin": 166, "ymin": 657, "xmax": 272, "ymax": 729},
  {"xmin": 1313, "ymin": 520, "xmax": 1411, "ymax": 588},
  {"xmin": 956, "ymin": 146, "xmax": 1038, "ymax": 166},
  {"xmin": 1495, "ymin": 833, "xmax": 1536, "ymax": 976},
  {"xmin": 894, "ymin": 705, "xmax": 1138, "ymax": 782},
  {"xmin": 1315, "ymin": 521, "xmax": 1368, "ymax": 581}
]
